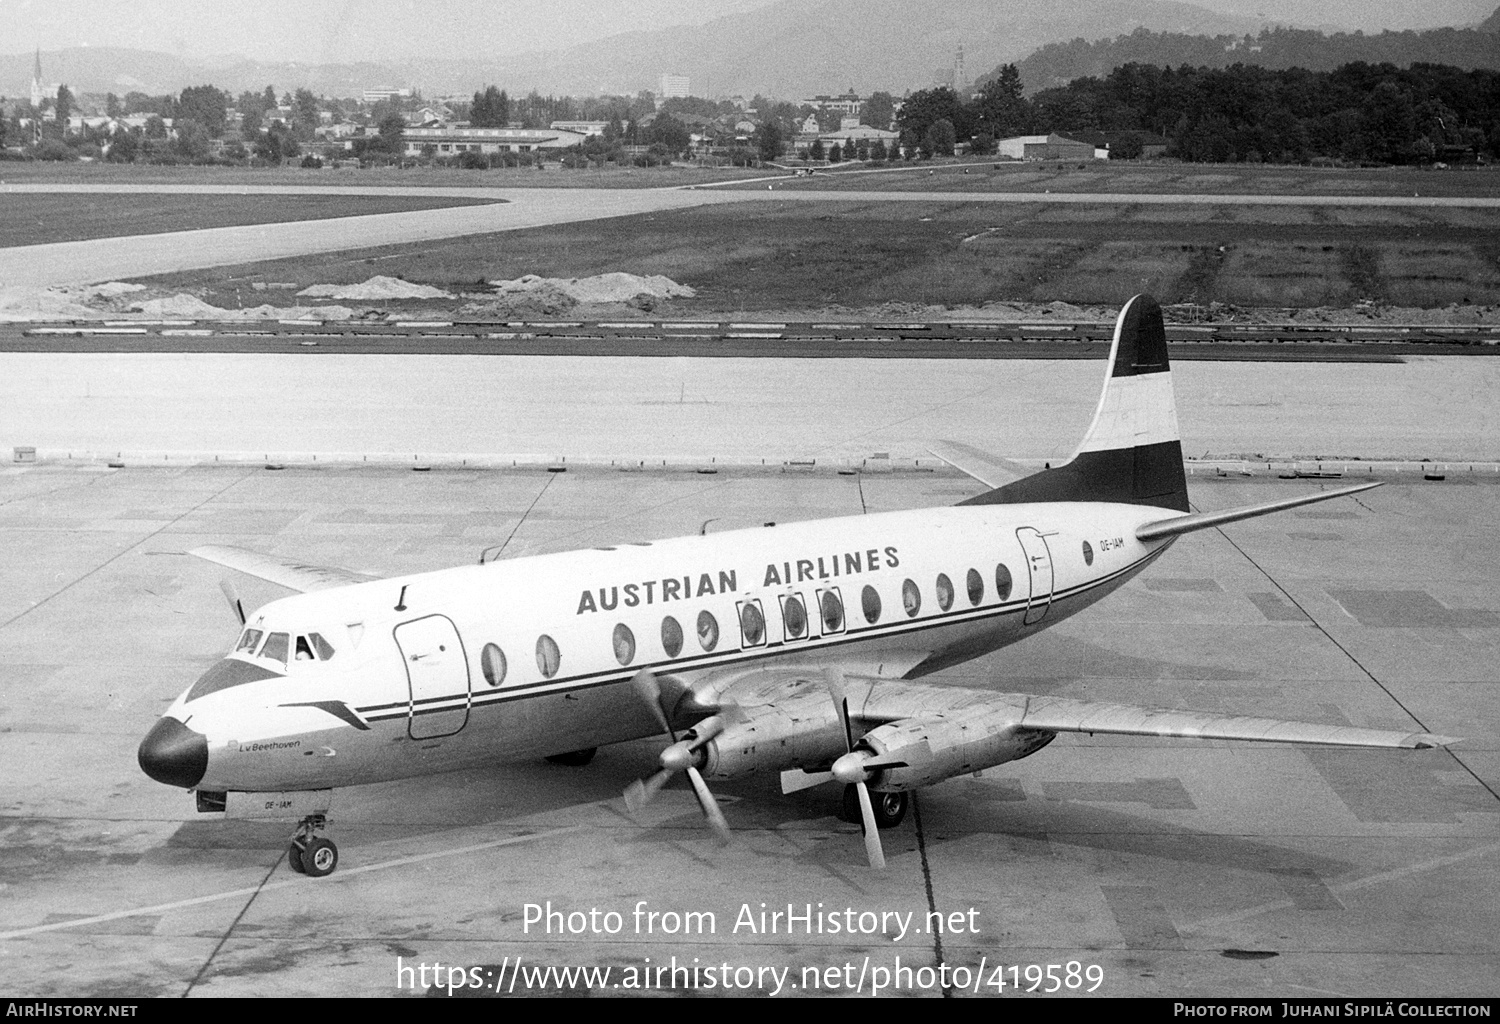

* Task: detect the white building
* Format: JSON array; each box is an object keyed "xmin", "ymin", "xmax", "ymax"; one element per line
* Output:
[
  {"xmin": 550, "ymin": 120, "xmax": 608, "ymax": 137},
  {"xmin": 403, "ymin": 126, "xmax": 588, "ymax": 157},
  {"xmin": 657, "ymin": 74, "xmax": 690, "ymax": 99}
]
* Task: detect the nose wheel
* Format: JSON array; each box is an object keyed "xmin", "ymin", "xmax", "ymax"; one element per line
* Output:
[{"xmin": 287, "ymin": 814, "xmax": 339, "ymax": 877}]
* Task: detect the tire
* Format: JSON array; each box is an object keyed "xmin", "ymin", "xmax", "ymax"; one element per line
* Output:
[
  {"xmin": 544, "ymin": 747, "xmax": 597, "ymax": 767},
  {"xmin": 287, "ymin": 841, "xmax": 307, "ymax": 874},
  {"xmin": 871, "ymin": 790, "xmax": 908, "ymax": 830},
  {"xmin": 300, "ymin": 837, "xmax": 339, "ymax": 877}
]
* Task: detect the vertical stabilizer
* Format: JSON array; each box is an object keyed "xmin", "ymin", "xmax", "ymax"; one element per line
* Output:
[{"xmin": 960, "ymin": 294, "xmax": 1189, "ymax": 512}]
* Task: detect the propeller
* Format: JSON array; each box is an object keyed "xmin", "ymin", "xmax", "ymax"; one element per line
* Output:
[
  {"xmin": 219, "ymin": 578, "xmax": 246, "ymax": 626},
  {"xmin": 783, "ymin": 666, "xmax": 914, "ymax": 869},
  {"xmin": 623, "ymin": 668, "xmax": 731, "ymax": 845}
]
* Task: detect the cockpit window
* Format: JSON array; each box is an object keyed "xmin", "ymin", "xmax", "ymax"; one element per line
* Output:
[
  {"xmin": 308, "ymin": 633, "xmax": 335, "ymax": 660},
  {"xmin": 295, "ymin": 636, "xmax": 315, "ymax": 661},
  {"xmin": 235, "ymin": 628, "xmax": 264, "ymax": 654},
  {"xmin": 260, "ymin": 632, "xmax": 290, "ymax": 666}
]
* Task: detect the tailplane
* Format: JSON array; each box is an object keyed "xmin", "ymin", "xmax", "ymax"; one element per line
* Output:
[{"xmin": 961, "ymin": 293, "xmax": 1189, "ymax": 512}]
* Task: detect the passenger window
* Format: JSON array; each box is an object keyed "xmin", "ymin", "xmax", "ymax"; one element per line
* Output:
[
  {"xmin": 481, "ymin": 643, "xmax": 507, "ymax": 686},
  {"xmin": 696, "ymin": 610, "xmax": 720, "ymax": 652},
  {"xmin": 782, "ymin": 594, "xmax": 808, "ymax": 639},
  {"xmin": 996, "ymin": 563, "xmax": 1013, "ymax": 601},
  {"xmin": 536, "ymin": 634, "xmax": 561, "ymax": 678},
  {"xmin": 740, "ymin": 601, "xmax": 766, "ymax": 646},
  {"xmin": 1082, "ymin": 541, "xmax": 1094, "ymax": 566},
  {"xmin": 294, "ymin": 636, "xmax": 315, "ymax": 661},
  {"xmin": 308, "ymin": 633, "xmax": 335, "ymax": 660},
  {"xmin": 966, "ymin": 568, "xmax": 984, "ymax": 606},
  {"xmin": 862, "ymin": 585, "xmax": 881, "ymax": 623},
  {"xmin": 236, "ymin": 628, "xmax": 264, "ymax": 653},
  {"xmin": 261, "ymin": 632, "xmax": 289, "ymax": 666},
  {"xmin": 612, "ymin": 623, "xmax": 636, "ymax": 666},
  {"xmin": 661, "ymin": 616, "xmax": 684, "ymax": 658},
  {"xmin": 935, "ymin": 573, "xmax": 954, "ymax": 611},
  {"xmin": 819, "ymin": 589, "xmax": 845, "ymax": 632},
  {"xmin": 902, "ymin": 579, "xmax": 921, "ymax": 617}
]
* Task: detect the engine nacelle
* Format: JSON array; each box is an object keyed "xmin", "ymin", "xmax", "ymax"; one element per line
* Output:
[
  {"xmin": 700, "ymin": 695, "xmax": 846, "ymax": 781},
  {"xmin": 859, "ymin": 711, "xmax": 1055, "ymax": 791}
]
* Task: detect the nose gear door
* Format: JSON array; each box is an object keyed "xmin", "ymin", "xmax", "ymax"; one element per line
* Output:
[
  {"xmin": 1017, "ymin": 527, "xmax": 1055, "ymax": 626},
  {"xmin": 395, "ymin": 614, "xmax": 471, "ymax": 739}
]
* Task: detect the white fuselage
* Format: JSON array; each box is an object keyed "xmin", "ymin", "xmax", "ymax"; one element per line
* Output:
[{"xmin": 167, "ymin": 500, "xmax": 1176, "ymax": 796}]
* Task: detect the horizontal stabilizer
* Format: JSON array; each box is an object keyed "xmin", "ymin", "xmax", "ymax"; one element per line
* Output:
[
  {"xmin": 1018, "ymin": 695, "xmax": 1456, "ymax": 749},
  {"xmin": 190, "ymin": 545, "xmax": 382, "ymax": 593},
  {"xmin": 927, "ymin": 441, "xmax": 1033, "ymax": 489},
  {"xmin": 1136, "ymin": 481, "xmax": 1381, "ymax": 541}
]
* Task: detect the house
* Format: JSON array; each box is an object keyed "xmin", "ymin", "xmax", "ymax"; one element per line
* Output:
[{"xmin": 818, "ymin": 123, "xmax": 899, "ymax": 148}]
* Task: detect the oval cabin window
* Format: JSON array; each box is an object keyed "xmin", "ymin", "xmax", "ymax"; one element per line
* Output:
[
  {"xmin": 935, "ymin": 573, "xmax": 954, "ymax": 611},
  {"xmin": 966, "ymin": 568, "xmax": 984, "ymax": 606},
  {"xmin": 995, "ymin": 563, "xmax": 1013, "ymax": 601},
  {"xmin": 783, "ymin": 595, "xmax": 808, "ymax": 639},
  {"xmin": 661, "ymin": 616, "xmax": 684, "ymax": 658},
  {"xmin": 902, "ymin": 579, "xmax": 921, "ymax": 617},
  {"xmin": 1082, "ymin": 541, "xmax": 1094, "ymax": 566},
  {"xmin": 480, "ymin": 643, "xmax": 507, "ymax": 687},
  {"xmin": 535, "ymin": 634, "xmax": 561, "ymax": 678},
  {"xmin": 697, "ymin": 610, "xmax": 720, "ymax": 652},
  {"xmin": 821, "ymin": 589, "xmax": 844, "ymax": 632},
  {"xmin": 862, "ymin": 585, "xmax": 882, "ymax": 623},
  {"xmin": 740, "ymin": 602, "xmax": 766, "ymax": 646},
  {"xmin": 612, "ymin": 623, "xmax": 636, "ymax": 666}
]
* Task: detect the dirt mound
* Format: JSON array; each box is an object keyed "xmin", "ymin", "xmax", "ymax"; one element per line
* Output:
[
  {"xmin": 299, "ymin": 276, "xmax": 454, "ymax": 301},
  {"xmin": 489, "ymin": 273, "xmax": 696, "ymax": 304}
]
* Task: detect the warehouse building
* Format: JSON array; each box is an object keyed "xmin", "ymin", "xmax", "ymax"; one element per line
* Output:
[
  {"xmin": 403, "ymin": 126, "xmax": 589, "ymax": 157},
  {"xmin": 996, "ymin": 133, "xmax": 1098, "ymax": 161}
]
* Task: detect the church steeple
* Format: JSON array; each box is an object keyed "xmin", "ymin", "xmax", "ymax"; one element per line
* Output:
[{"xmin": 30, "ymin": 48, "xmax": 43, "ymax": 109}]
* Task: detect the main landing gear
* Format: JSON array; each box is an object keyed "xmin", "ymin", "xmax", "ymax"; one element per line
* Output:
[
  {"xmin": 287, "ymin": 814, "xmax": 339, "ymax": 877},
  {"xmin": 841, "ymin": 785, "xmax": 908, "ymax": 830}
]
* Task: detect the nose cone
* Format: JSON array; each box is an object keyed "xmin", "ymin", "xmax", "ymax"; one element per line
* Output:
[{"xmin": 138, "ymin": 717, "xmax": 208, "ymax": 789}]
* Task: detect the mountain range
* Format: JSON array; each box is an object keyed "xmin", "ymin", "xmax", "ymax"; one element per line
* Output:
[{"xmin": 3, "ymin": 0, "xmax": 1266, "ymax": 100}]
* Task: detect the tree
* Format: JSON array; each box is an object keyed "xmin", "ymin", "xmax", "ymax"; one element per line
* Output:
[
  {"xmin": 178, "ymin": 85, "xmax": 229, "ymax": 137},
  {"xmin": 106, "ymin": 93, "xmax": 123, "ymax": 118},
  {"xmin": 862, "ymin": 91, "xmax": 896, "ymax": 129},
  {"xmin": 828, "ymin": 142, "xmax": 843, "ymax": 162},
  {"xmin": 470, "ymin": 85, "xmax": 510, "ymax": 128},
  {"xmin": 293, "ymin": 88, "xmax": 320, "ymax": 140},
  {"xmin": 810, "ymin": 138, "xmax": 825, "ymax": 161},
  {"xmin": 262, "ymin": 85, "xmax": 278, "ymax": 112},
  {"xmin": 173, "ymin": 118, "xmax": 211, "ymax": 160},
  {"xmin": 144, "ymin": 115, "xmax": 168, "ymax": 139},
  {"xmin": 107, "ymin": 127, "xmax": 141, "ymax": 162},
  {"xmin": 55, "ymin": 85, "xmax": 74, "ymax": 128},
  {"xmin": 757, "ymin": 119, "xmax": 783, "ymax": 162},
  {"xmin": 975, "ymin": 65, "xmax": 1030, "ymax": 138},
  {"xmin": 377, "ymin": 112, "xmax": 407, "ymax": 155}
]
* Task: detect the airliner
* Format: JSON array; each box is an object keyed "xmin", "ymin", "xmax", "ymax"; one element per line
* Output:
[{"xmin": 138, "ymin": 294, "xmax": 1454, "ymax": 876}]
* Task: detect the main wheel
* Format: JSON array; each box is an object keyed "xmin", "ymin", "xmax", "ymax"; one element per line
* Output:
[
  {"xmin": 545, "ymin": 747, "xmax": 597, "ymax": 767},
  {"xmin": 871, "ymin": 791, "xmax": 908, "ymax": 830},
  {"xmin": 287, "ymin": 840, "xmax": 307, "ymax": 874},
  {"xmin": 300, "ymin": 836, "xmax": 339, "ymax": 877}
]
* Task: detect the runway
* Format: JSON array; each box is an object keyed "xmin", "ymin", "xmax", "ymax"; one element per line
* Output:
[
  {"xmin": 0, "ymin": 463, "xmax": 1494, "ymax": 996},
  {"xmin": 7, "ymin": 180, "xmax": 1500, "ymax": 289}
]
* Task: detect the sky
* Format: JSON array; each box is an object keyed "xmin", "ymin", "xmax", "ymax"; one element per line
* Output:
[{"xmin": 2, "ymin": 0, "xmax": 1494, "ymax": 62}]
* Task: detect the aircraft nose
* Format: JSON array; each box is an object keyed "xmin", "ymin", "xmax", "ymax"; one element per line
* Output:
[{"xmin": 137, "ymin": 717, "xmax": 208, "ymax": 789}]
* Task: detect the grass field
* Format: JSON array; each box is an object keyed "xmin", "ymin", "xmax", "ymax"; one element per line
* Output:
[
  {"xmin": 0, "ymin": 193, "xmax": 497, "ymax": 247},
  {"xmin": 140, "ymin": 195, "xmax": 1500, "ymax": 312},
  {"xmin": 7, "ymin": 157, "xmax": 1500, "ymax": 198}
]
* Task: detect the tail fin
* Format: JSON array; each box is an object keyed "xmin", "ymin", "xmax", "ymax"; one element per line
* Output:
[{"xmin": 960, "ymin": 293, "xmax": 1189, "ymax": 512}]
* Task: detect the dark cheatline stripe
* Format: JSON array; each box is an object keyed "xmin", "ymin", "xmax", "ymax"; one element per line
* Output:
[
  {"xmin": 958, "ymin": 440, "xmax": 1189, "ymax": 513},
  {"xmin": 1112, "ymin": 293, "xmax": 1169, "ymax": 378},
  {"xmin": 357, "ymin": 545, "xmax": 1167, "ymax": 720}
]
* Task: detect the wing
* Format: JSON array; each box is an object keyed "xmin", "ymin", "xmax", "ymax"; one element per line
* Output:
[
  {"xmin": 1014, "ymin": 694, "xmax": 1455, "ymax": 749},
  {"xmin": 927, "ymin": 440, "xmax": 1036, "ymax": 490},
  {"xmin": 190, "ymin": 544, "xmax": 383, "ymax": 593}
]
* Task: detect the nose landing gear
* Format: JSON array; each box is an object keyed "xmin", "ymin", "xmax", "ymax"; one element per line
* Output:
[{"xmin": 287, "ymin": 814, "xmax": 339, "ymax": 877}]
